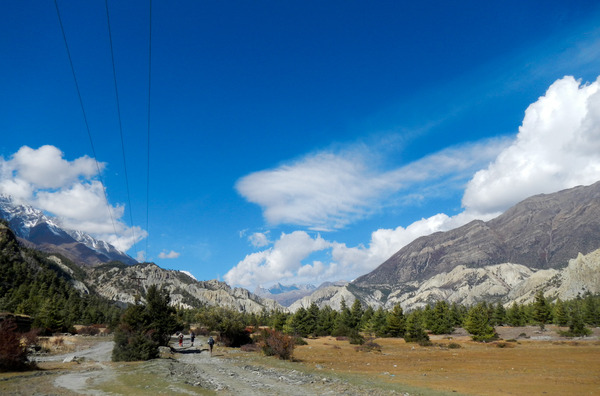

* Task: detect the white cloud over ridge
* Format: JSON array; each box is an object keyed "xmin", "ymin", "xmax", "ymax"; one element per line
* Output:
[
  {"xmin": 463, "ymin": 76, "xmax": 600, "ymax": 213},
  {"xmin": 159, "ymin": 250, "xmax": 181, "ymax": 259},
  {"xmin": 0, "ymin": 145, "xmax": 146, "ymax": 252},
  {"xmin": 227, "ymin": 75, "xmax": 600, "ymax": 289}
]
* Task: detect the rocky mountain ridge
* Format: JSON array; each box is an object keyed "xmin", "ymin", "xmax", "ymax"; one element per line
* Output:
[
  {"xmin": 0, "ymin": 195, "xmax": 137, "ymax": 266},
  {"xmin": 289, "ymin": 248, "xmax": 600, "ymax": 312},
  {"xmin": 291, "ymin": 182, "xmax": 600, "ymax": 312},
  {"xmin": 83, "ymin": 261, "xmax": 283, "ymax": 313},
  {"xmin": 355, "ymin": 181, "xmax": 600, "ymax": 290}
]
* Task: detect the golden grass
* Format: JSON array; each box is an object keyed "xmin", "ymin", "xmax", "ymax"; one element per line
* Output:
[{"xmin": 293, "ymin": 336, "xmax": 600, "ymax": 395}]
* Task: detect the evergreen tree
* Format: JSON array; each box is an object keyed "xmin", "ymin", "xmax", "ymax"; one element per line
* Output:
[
  {"xmin": 450, "ymin": 302, "xmax": 466, "ymax": 326},
  {"xmin": 315, "ymin": 306, "xmax": 335, "ymax": 336},
  {"xmin": 429, "ymin": 301, "xmax": 454, "ymax": 334},
  {"xmin": 532, "ymin": 291, "xmax": 552, "ymax": 330},
  {"xmin": 366, "ymin": 307, "xmax": 388, "ymax": 337},
  {"xmin": 553, "ymin": 298, "xmax": 569, "ymax": 326},
  {"xmin": 404, "ymin": 310, "xmax": 429, "ymax": 343},
  {"xmin": 360, "ymin": 306, "xmax": 375, "ymax": 331},
  {"xmin": 306, "ymin": 303, "xmax": 320, "ymax": 336},
  {"xmin": 506, "ymin": 302, "xmax": 525, "ymax": 326},
  {"xmin": 112, "ymin": 285, "xmax": 180, "ymax": 361},
  {"xmin": 464, "ymin": 303, "xmax": 497, "ymax": 342},
  {"xmin": 565, "ymin": 306, "xmax": 592, "ymax": 337},
  {"xmin": 386, "ymin": 304, "xmax": 406, "ymax": 338},
  {"xmin": 492, "ymin": 303, "xmax": 507, "ymax": 326},
  {"xmin": 349, "ymin": 299, "xmax": 364, "ymax": 329},
  {"xmin": 582, "ymin": 292, "xmax": 599, "ymax": 326}
]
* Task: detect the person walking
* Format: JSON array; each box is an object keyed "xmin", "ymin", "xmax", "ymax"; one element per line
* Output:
[
  {"xmin": 207, "ymin": 335, "xmax": 215, "ymax": 355},
  {"xmin": 178, "ymin": 332, "xmax": 184, "ymax": 347},
  {"xmin": 190, "ymin": 331, "xmax": 196, "ymax": 347}
]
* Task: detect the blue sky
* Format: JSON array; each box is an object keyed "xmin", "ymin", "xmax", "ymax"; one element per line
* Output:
[{"xmin": 1, "ymin": 1, "xmax": 600, "ymax": 290}]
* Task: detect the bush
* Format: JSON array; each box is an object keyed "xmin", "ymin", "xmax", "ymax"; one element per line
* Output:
[
  {"xmin": 0, "ymin": 318, "xmax": 37, "ymax": 372},
  {"xmin": 257, "ymin": 329, "xmax": 295, "ymax": 360},
  {"xmin": 294, "ymin": 337, "xmax": 308, "ymax": 345},
  {"xmin": 77, "ymin": 325, "xmax": 100, "ymax": 336},
  {"xmin": 355, "ymin": 339, "xmax": 382, "ymax": 353},
  {"xmin": 447, "ymin": 342, "xmax": 461, "ymax": 349}
]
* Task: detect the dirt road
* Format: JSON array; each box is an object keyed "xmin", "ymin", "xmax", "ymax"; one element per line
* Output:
[{"xmin": 27, "ymin": 337, "xmax": 410, "ymax": 396}]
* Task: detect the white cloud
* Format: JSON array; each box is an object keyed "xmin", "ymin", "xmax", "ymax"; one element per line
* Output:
[
  {"xmin": 248, "ymin": 231, "xmax": 271, "ymax": 248},
  {"xmin": 227, "ymin": 75, "xmax": 600, "ymax": 290},
  {"xmin": 224, "ymin": 231, "xmax": 330, "ymax": 287},
  {"xmin": 179, "ymin": 270, "xmax": 197, "ymax": 281},
  {"xmin": 236, "ymin": 139, "xmax": 506, "ymax": 231},
  {"xmin": 463, "ymin": 76, "xmax": 600, "ymax": 214},
  {"xmin": 0, "ymin": 145, "xmax": 146, "ymax": 252},
  {"xmin": 159, "ymin": 250, "xmax": 181, "ymax": 259}
]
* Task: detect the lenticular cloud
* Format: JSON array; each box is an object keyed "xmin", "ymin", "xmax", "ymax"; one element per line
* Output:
[{"xmin": 463, "ymin": 75, "xmax": 600, "ymax": 215}]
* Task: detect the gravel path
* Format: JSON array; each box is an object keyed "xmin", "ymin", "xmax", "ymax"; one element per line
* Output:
[{"xmin": 40, "ymin": 337, "xmax": 399, "ymax": 395}]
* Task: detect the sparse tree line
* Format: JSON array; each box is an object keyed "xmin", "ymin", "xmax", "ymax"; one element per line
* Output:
[{"xmin": 177, "ymin": 290, "xmax": 599, "ymax": 353}]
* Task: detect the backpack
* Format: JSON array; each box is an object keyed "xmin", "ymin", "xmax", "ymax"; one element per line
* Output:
[{"xmin": 208, "ymin": 336, "xmax": 214, "ymax": 346}]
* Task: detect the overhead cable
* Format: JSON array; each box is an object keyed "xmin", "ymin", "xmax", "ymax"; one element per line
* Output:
[
  {"xmin": 104, "ymin": 0, "xmax": 139, "ymax": 256},
  {"xmin": 53, "ymin": 0, "xmax": 119, "ymax": 239}
]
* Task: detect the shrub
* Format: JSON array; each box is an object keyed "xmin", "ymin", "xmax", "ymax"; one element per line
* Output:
[
  {"xmin": 258, "ymin": 329, "xmax": 294, "ymax": 360},
  {"xmin": 348, "ymin": 331, "xmax": 365, "ymax": 345},
  {"xmin": 294, "ymin": 337, "xmax": 308, "ymax": 345},
  {"xmin": 0, "ymin": 318, "xmax": 37, "ymax": 372},
  {"xmin": 447, "ymin": 342, "xmax": 461, "ymax": 349},
  {"xmin": 77, "ymin": 325, "xmax": 100, "ymax": 336},
  {"xmin": 355, "ymin": 339, "xmax": 382, "ymax": 353}
]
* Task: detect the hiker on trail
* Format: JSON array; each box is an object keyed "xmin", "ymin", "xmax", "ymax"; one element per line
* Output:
[
  {"xmin": 208, "ymin": 336, "xmax": 215, "ymax": 355},
  {"xmin": 190, "ymin": 331, "xmax": 196, "ymax": 347},
  {"xmin": 178, "ymin": 333, "xmax": 184, "ymax": 347}
]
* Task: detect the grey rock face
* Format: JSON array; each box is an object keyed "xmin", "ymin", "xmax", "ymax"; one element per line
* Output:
[{"xmin": 354, "ymin": 181, "xmax": 600, "ymax": 289}]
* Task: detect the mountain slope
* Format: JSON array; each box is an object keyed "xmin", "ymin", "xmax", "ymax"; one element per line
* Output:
[
  {"xmin": 354, "ymin": 181, "xmax": 600, "ymax": 290},
  {"xmin": 0, "ymin": 195, "xmax": 136, "ymax": 266},
  {"xmin": 83, "ymin": 261, "xmax": 284, "ymax": 313}
]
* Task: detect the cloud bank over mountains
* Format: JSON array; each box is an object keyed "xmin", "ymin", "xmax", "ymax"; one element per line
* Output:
[
  {"xmin": 0, "ymin": 145, "xmax": 146, "ymax": 252},
  {"xmin": 226, "ymin": 75, "xmax": 600, "ymax": 288}
]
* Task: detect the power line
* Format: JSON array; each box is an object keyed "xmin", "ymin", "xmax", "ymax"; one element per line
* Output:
[
  {"xmin": 53, "ymin": 0, "xmax": 119, "ymax": 240},
  {"xmin": 104, "ymin": 0, "xmax": 138, "ymax": 257},
  {"xmin": 146, "ymin": 0, "xmax": 153, "ymax": 262}
]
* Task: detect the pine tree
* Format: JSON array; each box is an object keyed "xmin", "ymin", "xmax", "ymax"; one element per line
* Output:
[
  {"xmin": 492, "ymin": 302, "xmax": 507, "ymax": 326},
  {"xmin": 386, "ymin": 304, "xmax": 406, "ymax": 337},
  {"xmin": 532, "ymin": 291, "xmax": 552, "ymax": 330},
  {"xmin": 404, "ymin": 310, "xmax": 429, "ymax": 343},
  {"xmin": 349, "ymin": 299, "xmax": 364, "ymax": 329},
  {"xmin": 506, "ymin": 302, "xmax": 525, "ymax": 326},
  {"xmin": 464, "ymin": 303, "xmax": 497, "ymax": 342},
  {"xmin": 112, "ymin": 285, "xmax": 180, "ymax": 361},
  {"xmin": 429, "ymin": 301, "xmax": 454, "ymax": 334},
  {"xmin": 582, "ymin": 292, "xmax": 599, "ymax": 326},
  {"xmin": 553, "ymin": 298, "xmax": 569, "ymax": 326}
]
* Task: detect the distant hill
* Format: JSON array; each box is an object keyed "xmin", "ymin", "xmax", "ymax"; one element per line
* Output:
[
  {"xmin": 0, "ymin": 195, "xmax": 137, "ymax": 266},
  {"xmin": 254, "ymin": 283, "xmax": 317, "ymax": 306}
]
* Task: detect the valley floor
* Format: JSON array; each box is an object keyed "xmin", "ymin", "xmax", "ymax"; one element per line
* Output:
[{"xmin": 1, "ymin": 326, "xmax": 599, "ymax": 395}]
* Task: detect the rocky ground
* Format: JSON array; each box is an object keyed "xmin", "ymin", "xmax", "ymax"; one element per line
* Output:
[
  {"xmin": 2, "ymin": 327, "xmax": 598, "ymax": 396},
  {"xmin": 4, "ymin": 335, "xmax": 410, "ymax": 396}
]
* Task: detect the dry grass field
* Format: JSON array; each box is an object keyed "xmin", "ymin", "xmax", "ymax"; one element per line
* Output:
[
  {"xmin": 1, "ymin": 327, "xmax": 599, "ymax": 395},
  {"xmin": 292, "ymin": 327, "xmax": 600, "ymax": 395}
]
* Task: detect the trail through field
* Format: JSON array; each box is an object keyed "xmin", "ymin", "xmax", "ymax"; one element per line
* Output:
[{"xmin": 44, "ymin": 337, "xmax": 406, "ymax": 396}]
